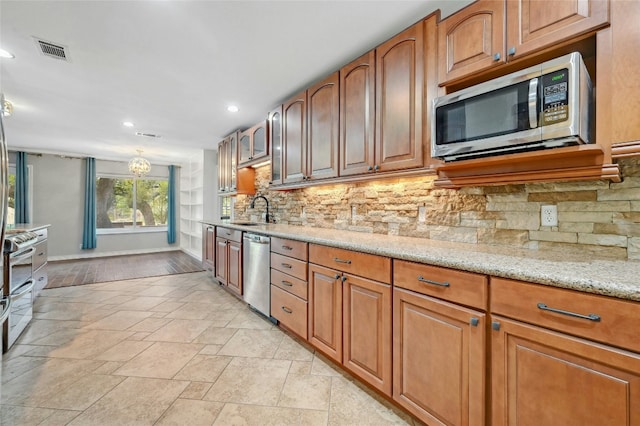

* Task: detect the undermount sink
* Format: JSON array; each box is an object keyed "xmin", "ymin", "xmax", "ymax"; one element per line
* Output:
[{"xmin": 229, "ymin": 221, "xmax": 262, "ymax": 226}]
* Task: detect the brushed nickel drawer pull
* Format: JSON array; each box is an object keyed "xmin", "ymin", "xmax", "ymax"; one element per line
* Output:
[
  {"xmin": 417, "ymin": 275, "xmax": 450, "ymax": 288},
  {"xmin": 281, "ymin": 306, "xmax": 293, "ymax": 314},
  {"xmin": 333, "ymin": 257, "xmax": 352, "ymax": 264},
  {"xmin": 537, "ymin": 303, "xmax": 601, "ymax": 322},
  {"xmin": 282, "ymin": 245, "xmax": 293, "ymax": 250},
  {"xmin": 281, "ymin": 280, "xmax": 293, "ymax": 287},
  {"xmin": 281, "ymin": 263, "xmax": 292, "ymax": 269}
]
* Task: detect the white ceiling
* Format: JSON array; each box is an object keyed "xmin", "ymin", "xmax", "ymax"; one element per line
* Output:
[{"xmin": 0, "ymin": 0, "xmax": 473, "ymax": 165}]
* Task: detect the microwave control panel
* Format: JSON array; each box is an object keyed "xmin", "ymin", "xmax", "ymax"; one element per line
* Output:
[{"xmin": 541, "ymin": 68, "xmax": 569, "ymax": 126}]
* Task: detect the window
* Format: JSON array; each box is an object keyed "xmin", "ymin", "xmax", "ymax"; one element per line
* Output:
[
  {"xmin": 96, "ymin": 175, "xmax": 168, "ymax": 231},
  {"xmin": 220, "ymin": 196, "xmax": 232, "ymax": 219},
  {"xmin": 7, "ymin": 164, "xmax": 33, "ymax": 226}
]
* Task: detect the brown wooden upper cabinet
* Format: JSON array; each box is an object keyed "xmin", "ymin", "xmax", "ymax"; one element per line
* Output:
[
  {"xmin": 598, "ymin": 0, "xmax": 640, "ymax": 154},
  {"xmin": 282, "ymin": 91, "xmax": 307, "ymax": 184},
  {"xmin": 375, "ymin": 20, "xmax": 425, "ymax": 172},
  {"xmin": 307, "ymin": 72, "xmax": 340, "ymax": 181},
  {"xmin": 218, "ymin": 131, "xmax": 255, "ymax": 195},
  {"xmin": 217, "ymin": 132, "xmax": 237, "ymax": 193},
  {"xmin": 282, "ymin": 72, "xmax": 340, "ymax": 184},
  {"xmin": 239, "ymin": 119, "xmax": 269, "ymax": 167},
  {"xmin": 340, "ymin": 51, "xmax": 376, "ymax": 176},
  {"xmin": 269, "ymin": 105, "xmax": 283, "ymax": 185},
  {"xmin": 439, "ymin": 0, "xmax": 610, "ymax": 85}
]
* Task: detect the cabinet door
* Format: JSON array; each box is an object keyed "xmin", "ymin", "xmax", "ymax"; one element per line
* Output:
[
  {"xmin": 307, "ymin": 72, "xmax": 339, "ymax": 181},
  {"xmin": 507, "ymin": 0, "xmax": 609, "ymax": 59},
  {"xmin": 269, "ymin": 106, "xmax": 283, "ymax": 185},
  {"xmin": 393, "ymin": 288, "xmax": 486, "ymax": 426},
  {"xmin": 227, "ymin": 241, "xmax": 242, "ymax": 295},
  {"xmin": 375, "ymin": 21, "xmax": 424, "ymax": 172},
  {"xmin": 343, "ymin": 274, "xmax": 392, "ymax": 396},
  {"xmin": 217, "ymin": 140, "xmax": 228, "ymax": 192},
  {"xmin": 597, "ymin": 0, "xmax": 640, "ymax": 152},
  {"xmin": 340, "ymin": 50, "xmax": 376, "ymax": 176},
  {"xmin": 239, "ymin": 130, "xmax": 252, "ymax": 165},
  {"xmin": 438, "ymin": 0, "xmax": 505, "ymax": 85},
  {"xmin": 203, "ymin": 225, "xmax": 215, "ymax": 274},
  {"xmin": 215, "ymin": 237, "xmax": 228, "ymax": 285},
  {"xmin": 252, "ymin": 121, "xmax": 268, "ymax": 161},
  {"xmin": 491, "ymin": 316, "xmax": 640, "ymax": 426},
  {"xmin": 228, "ymin": 132, "xmax": 238, "ymax": 192},
  {"xmin": 308, "ymin": 263, "xmax": 342, "ymax": 362},
  {"xmin": 282, "ymin": 92, "xmax": 307, "ymax": 184}
]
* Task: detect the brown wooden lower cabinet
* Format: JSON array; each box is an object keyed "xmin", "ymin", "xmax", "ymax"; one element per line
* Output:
[
  {"xmin": 215, "ymin": 227, "xmax": 242, "ymax": 296},
  {"xmin": 308, "ymin": 263, "xmax": 343, "ymax": 362},
  {"xmin": 226, "ymin": 240, "xmax": 242, "ymax": 295},
  {"xmin": 343, "ymin": 274, "xmax": 392, "ymax": 395},
  {"xmin": 202, "ymin": 225, "xmax": 215, "ymax": 275},
  {"xmin": 308, "ymin": 260, "xmax": 393, "ymax": 396},
  {"xmin": 393, "ymin": 287, "xmax": 486, "ymax": 426},
  {"xmin": 491, "ymin": 315, "xmax": 640, "ymax": 426},
  {"xmin": 215, "ymin": 236, "xmax": 228, "ymax": 285}
]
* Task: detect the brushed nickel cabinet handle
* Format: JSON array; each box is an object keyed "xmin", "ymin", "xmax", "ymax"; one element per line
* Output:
[
  {"xmin": 282, "ymin": 245, "xmax": 293, "ymax": 251},
  {"xmin": 281, "ymin": 306, "xmax": 293, "ymax": 314},
  {"xmin": 333, "ymin": 257, "xmax": 351, "ymax": 265},
  {"xmin": 417, "ymin": 275, "xmax": 450, "ymax": 288},
  {"xmin": 537, "ymin": 303, "xmax": 601, "ymax": 322},
  {"xmin": 281, "ymin": 263, "xmax": 292, "ymax": 269},
  {"xmin": 281, "ymin": 280, "xmax": 293, "ymax": 287}
]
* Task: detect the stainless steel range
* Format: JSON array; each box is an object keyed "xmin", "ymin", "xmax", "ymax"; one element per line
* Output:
[{"xmin": 2, "ymin": 230, "xmax": 38, "ymax": 352}]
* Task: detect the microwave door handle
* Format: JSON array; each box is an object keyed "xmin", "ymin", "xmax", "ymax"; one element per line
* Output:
[{"xmin": 528, "ymin": 77, "xmax": 539, "ymax": 129}]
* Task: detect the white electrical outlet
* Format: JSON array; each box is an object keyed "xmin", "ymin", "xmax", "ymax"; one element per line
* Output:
[{"xmin": 541, "ymin": 205, "xmax": 558, "ymax": 226}]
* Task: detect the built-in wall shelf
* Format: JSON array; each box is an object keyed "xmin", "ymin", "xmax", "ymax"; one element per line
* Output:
[{"xmin": 434, "ymin": 145, "xmax": 621, "ymax": 188}]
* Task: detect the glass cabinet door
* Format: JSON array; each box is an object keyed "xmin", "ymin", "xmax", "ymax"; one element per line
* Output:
[
  {"xmin": 270, "ymin": 110, "xmax": 282, "ymax": 185},
  {"xmin": 239, "ymin": 131, "xmax": 251, "ymax": 164},
  {"xmin": 229, "ymin": 132, "xmax": 237, "ymax": 191},
  {"xmin": 252, "ymin": 125, "xmax": 267, "ymax": 160}
]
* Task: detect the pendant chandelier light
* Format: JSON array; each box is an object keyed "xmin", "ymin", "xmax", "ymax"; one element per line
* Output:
[{"xmin": 128, "ymin": 149, "xmax": 151, "ymax": 177}]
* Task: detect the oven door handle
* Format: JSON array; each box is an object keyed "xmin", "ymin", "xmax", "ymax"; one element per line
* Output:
[
  {"xmin": 0, "ymin": 297, "xmax": 11, "ymax": 323},
  {"xmin": 10, "ymin": 246, "xmax": 36, "ymax": 263},
  {"xmin": 11, "ymin": 280, "xmax": 35, "ymax": 301}
]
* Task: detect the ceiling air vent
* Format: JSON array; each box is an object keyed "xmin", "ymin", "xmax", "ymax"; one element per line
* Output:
[
  {"xmin": 135, "ymin": 132, "xmax": 162, "ymax": 138},
  {"xmin": 36, "ymin": 39, "xmax": 68, "ymax": 61}
]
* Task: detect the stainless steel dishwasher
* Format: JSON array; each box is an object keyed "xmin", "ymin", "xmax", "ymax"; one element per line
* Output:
[{"xmin": 242, "ymin": 233, "xmax": 271, "ymax": 317}]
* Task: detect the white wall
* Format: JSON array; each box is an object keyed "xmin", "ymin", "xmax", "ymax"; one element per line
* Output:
[{"xmin": 24, "ymin": 153, "xmax": 180, "ymax": 259}]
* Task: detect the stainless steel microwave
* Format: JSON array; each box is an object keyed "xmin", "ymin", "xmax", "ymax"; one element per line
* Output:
[{"xmin": 432, "ymin": 52, "xmax": 593, "ymax": 162}]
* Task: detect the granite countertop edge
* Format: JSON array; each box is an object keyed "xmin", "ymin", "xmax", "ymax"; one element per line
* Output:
[{"xmin": 203, "ymin": 221, "xmax": 640, "ymax": 303}]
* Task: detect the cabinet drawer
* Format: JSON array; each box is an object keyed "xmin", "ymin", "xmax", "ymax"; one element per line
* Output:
[
  {"xmin": 33, "ymin": 266, "xmax": 48, "ymax": 295},
  {"xmin": 33, "ymin": 240, "xmax": 48, "ymax": 271},
  {"xmin": 491, "ymin": 277, "xmax": 640, "ymax": 353},
  {"xmin": 271, "ymin": 268, "xmax": 307, "ymax": 300},
  {"xmin": 394, "ymin": 260, "xmax": 488, "ymax": 310},
  {"xmin": 271, "ymin": 252, "xmax": 307, "ymax": 280},
  {"xmin": 216, "ymin": 227, "xmax": 242, "ymax": 243},
  {"xmin": 271, "ymin": 237, "xmax": 308, "ymax": 261},
  {"xmin": 309, "ymin": 244, "xmax": 391, "ymax": 284},
  {"xmin": 34, "ymin": 228, "xmax": 48, "ymax": 242},
  {"xmin": 271, "ymin": 285, "xmax": 308, "ymax": 339}
]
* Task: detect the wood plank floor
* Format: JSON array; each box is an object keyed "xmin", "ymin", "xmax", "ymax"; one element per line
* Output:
[{"xmin": 46, "ymin": 251, "xmax": 204, "ymax": 289}]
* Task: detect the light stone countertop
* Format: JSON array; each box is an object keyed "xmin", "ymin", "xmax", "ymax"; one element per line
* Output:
[{"xmin": 205, "ymin": 221, "xmax": 640, "ymax": 303}]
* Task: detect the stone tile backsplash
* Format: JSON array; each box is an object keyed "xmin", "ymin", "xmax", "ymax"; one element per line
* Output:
[{"xmin": 235, "ymin": 157, "xmax": 640, "ymax": 260}]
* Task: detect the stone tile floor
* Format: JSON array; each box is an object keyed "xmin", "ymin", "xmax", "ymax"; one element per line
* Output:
[{"xmin": 1, "ymin": 272, "xmax": 416, "ymax": 425}]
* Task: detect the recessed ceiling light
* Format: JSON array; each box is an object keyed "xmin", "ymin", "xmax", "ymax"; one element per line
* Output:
[
  {"xmin": 227, "ymin": 105, "xmax": 239, "ymax": 113},
  {"xmin": 123, "ymin": 121, "xmax": 134, "ymax": 128},
  {"xmin": 0, "ymin": 49, "xmax": 15, "ymax": 59}
]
